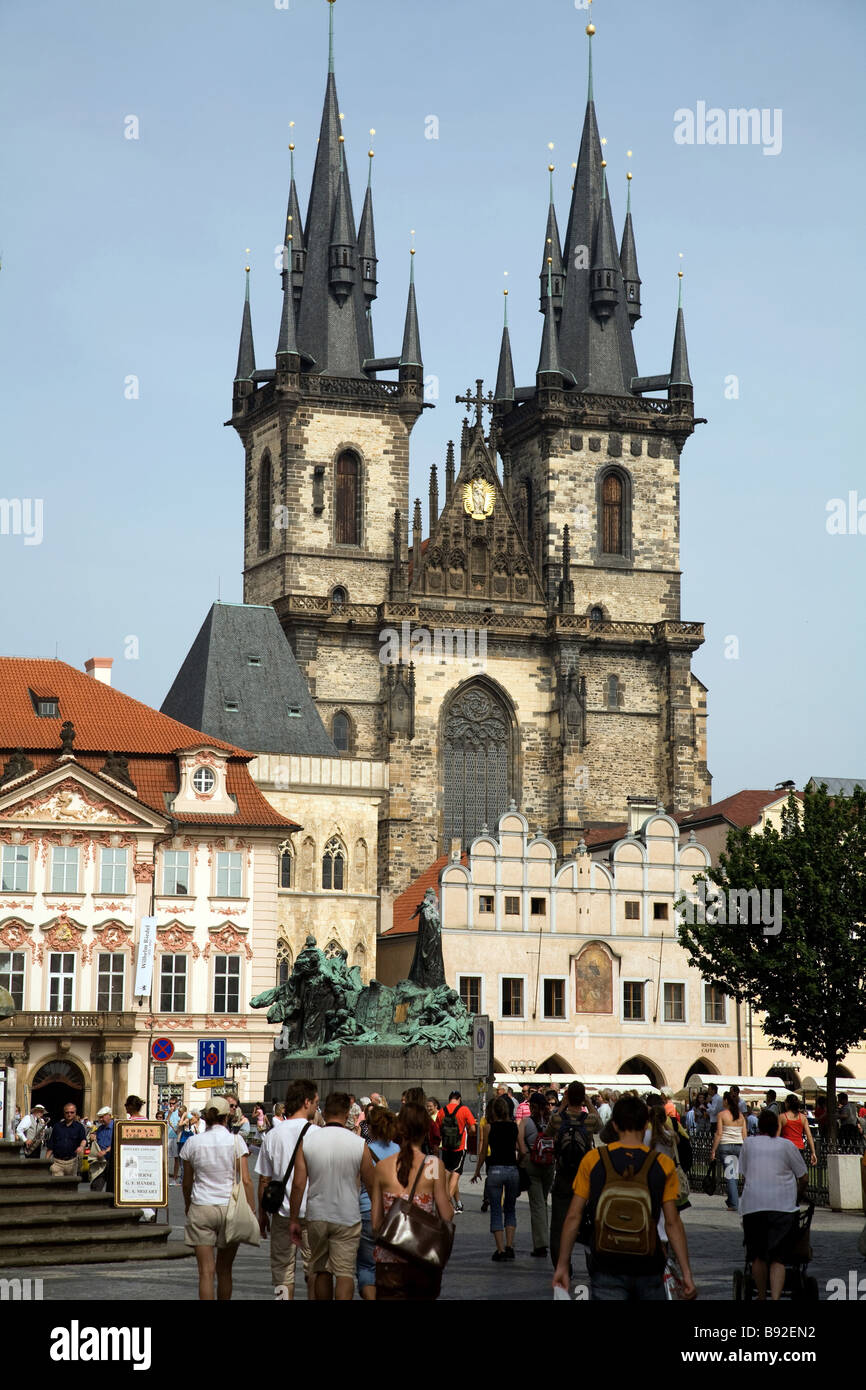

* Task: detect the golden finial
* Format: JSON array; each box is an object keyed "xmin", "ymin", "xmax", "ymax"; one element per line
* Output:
[
  {"xmin": 601, "ymin": 160, "xmax": 607, "ymax": 167},
  {"xmin": 245, "ymin": 248, "xmax": 251, "ymax": 272},
  {"xmin": 586, "ymin": 0, "xmax": 595, "ymax": 34},
  {"xmin": 548, "ymin": 164, "xmax": 555, "ymax": 173},
  {"xmin": 339, "ymin": 134, "xmax": 345, "ymax": 143},
  {"xmin": 627, "ymin": 171, "xmax": 632, "ymax": 180},
  {"xmin": 410, "ymin": 228, "xmax": 416, "ymax": 256},
  {"xmin": 547, "ymin": 256, "xmax": 553, "ymax": 265}
]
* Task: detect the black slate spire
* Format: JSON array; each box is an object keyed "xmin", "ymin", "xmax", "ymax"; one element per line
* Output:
[
  {"xmin": 669, "ymin": 274, "xmax": 692, "ymax": 396},
  {"xmin": 284, "ymin": 143, "xmax": 306, "ymax": 310},
  {"xmin": 399, "ymin": 251, "xmax": 422, "ymax": 369},
  {"xmin": 619, "ymin": 176, "xmax": 641, "ymax": 326},
  {"xmin": 540, "ymin": 166, "xmax": 564, "ymax": 322},
  {"xmin": 590, "ymin": 173, "xmax": 620, "ymax": 323},
  {"xmin": 537, "ymin": 264, "xmax": 563, "ymax": 385},
  {"xmin": 234, "ymin": 266, "xmax": 256, "ymax": 385},
  {"xmin": 494, "ymin": 291, "xmax": 515, "ymax": 404}
]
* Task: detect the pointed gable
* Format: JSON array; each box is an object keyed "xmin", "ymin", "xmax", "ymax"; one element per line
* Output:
[{"xmin": 409, "ymin": 423, "xmax": 545, "ymax": 606}]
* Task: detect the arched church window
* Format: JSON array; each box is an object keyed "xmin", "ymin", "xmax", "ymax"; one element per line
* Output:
[
  {"xmin": 324, "ymin": 939, "xmax": 342, "ymax": 959},
  {"xmin": 258, "ymin": 452, "xmax": 272, "ymax": 554},
  {"xmin": 279, "ymin": 845, "xmax": 293, "ymax": 889},
  {"xmin": 590, "ymin": 606, "xmax": 604, "ymax": 623},
  {"xmin": 607, "ymin": 675, "xmax": 623, "ymax": 708},
  {"xmin": 322, "ymin": 837, "xmax": 346, "ymax": 891},
  {"xmin": 335, "ymin": 451, "xmax": 361, "ymax": 546},
  {"xmin": 442, "ymin": 682, "xmax": 514, "ymax": 852},
  {"xmin": 602, "ymin": 472, "xmax": 624, "ymax": 555},
  {"xmin": 276, "ymin": 939, "xmax": 293, "ymax": 987},
  {"xmin": 332, "ymin": 711, "xmax": 351, "ymax": 754},
  {"xmin": 331, "ymin": 586, "xmax": 347, "ymax": 609}
]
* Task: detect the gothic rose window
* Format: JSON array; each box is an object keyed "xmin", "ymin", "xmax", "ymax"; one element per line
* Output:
[{"xmin": 442, "ymin": 682, "xmax": 513, "ymax": 851}]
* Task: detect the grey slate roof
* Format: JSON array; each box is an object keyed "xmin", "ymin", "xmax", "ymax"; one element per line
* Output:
[
  {"xmin": 806, "ymin": 777, "xmax": 866, "ymax": 796},
  {"xmin": 234, "ymin": 271, "xmax": 256, "ymax": 382},
  {"xmin": 400, "ymin": 264, "xmax": 422, "ymax": 367},
  {"xmin": 161, "ymin": 603, "xmax": 338, "ymax": 757},
  {"xmin": 669, "ymin": 305, "xmax": 692, "ymax": 387},
  {"xmin": 495, "ymin": 322, "xmax": 515, "ymax": 401}
]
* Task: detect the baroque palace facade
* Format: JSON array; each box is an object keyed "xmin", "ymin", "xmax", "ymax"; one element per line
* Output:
[{"xmin": 229, "ymin": 8, "xmax": 711, "ymax": 923}]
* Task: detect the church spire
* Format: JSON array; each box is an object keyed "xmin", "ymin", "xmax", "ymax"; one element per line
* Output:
[
  {"xmin": 540, "ymin": 161, "xmax": 564, "ymax": 321},
  {"xmin": 399, "ymin": 248, "xmax": 422, "ymax": 370},
  {"xmin": 284, "ymin": 137, "xmax": 306, "ymax": 310},
  {"xmin": 620, "ymin": 172, "xmax": 641, "ymax": 326},
  {"xmin": 556, "ymin": 15, "xmax": 637, "ymax": 393},
  {"xmin": 295, "ymin": 1, "xmax": 365, "ymax": 376},
  {"xmin": 669, "ymin": 271, "xmax": 693, "ymax": 399},
  {"xmin": 234, "ymin": 264, "xmax": 256, "ymax": 386},
  {"xmin": 537, "ymin": 262, "xmax": 562, "ymax": 386},
  {"xmin": 358, "ymin": 144, "xmax": 378, "ymax": 305},
  {"xmin": 494, "ymin": 289, "xmax": 515, "ymax": 404}
]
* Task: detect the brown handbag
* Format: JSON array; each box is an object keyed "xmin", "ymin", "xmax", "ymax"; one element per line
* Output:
[{"xmin": 375, "ymin": 1155, "xmax": 455, "ymax": 1270}]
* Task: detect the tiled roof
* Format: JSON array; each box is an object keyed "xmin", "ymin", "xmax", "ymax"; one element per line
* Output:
[
  {"xmin": 407, "ymin": 537, "xmax": 429, "ymax": 585},
  {"xmin": 0, "ymin": 660, "xmax": 298, "ymax": 831},
  {"xmin": 677, "ymin": 789, "xmax": 797, "ymax": 830},
  {"xmin": 384, "ymin": 851, "xmax": 466, "ymax": 937}
]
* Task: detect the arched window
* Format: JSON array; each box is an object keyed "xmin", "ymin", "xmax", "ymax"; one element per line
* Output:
[
  {"xmin": 258, "ymin": 452, "xmax": 272, "ymax": 554},
  {"xmin": 589, "ymin": 605, "xmax": 604, "ymax": 623},
  {"xmin": 332, "ymin": 711, "xmax": 351, "ymax": 754},
  {"xmin": 607, "ymin": 675, "xmax": 622, "ymax": 709},
  {"xmin": 331, "ymin": 586, "xmax": 347, "ymax": 610},
  {"xmin": 602, "ymin": 472, "xmax": 623, "ymax": 555},
  {"xmin": 276, "ymin": 939, "xmax": 293, "ymax": 987},
  {"xmin": 279, "ymin": 846, "xmax": 293, "ymax": 889},
  {"xmin": 322, "ymin": 838, "xmax": 345, "ymax": 891},
  {"xmin": 442, "ymin": 680, "xmax": 515, "ymax": 852},
  {"xmin": 335, "ymin": 451, "xmax": 361, "ymax": 545},
  {"xmin": 324, "ymin": 938, "xmax": 343, "ymax": 959}
]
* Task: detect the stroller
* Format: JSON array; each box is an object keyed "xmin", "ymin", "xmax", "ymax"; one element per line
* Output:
[{"xmin": 732, "ymin": 1203, "xmax": 818, "ymax": 1301}]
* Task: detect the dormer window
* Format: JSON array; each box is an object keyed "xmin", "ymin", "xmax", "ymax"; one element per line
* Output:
[
  {"xmin": 247, "ymin": 657, "xmax": 261, "ymax": 668},
  {"xmin": 287, "ymin": 706, "xmax": 301, "ymax": 719},
  {"xmin": 193, "ymin": 767, "xmax": 215, "ymax": 794},
  {"xmin": 224, "ymin": 700, "xmax": 239, "ymax": 713},
  {"xmin": 37, "ymin": 700, "xmax": 59, "ymax": 717}
]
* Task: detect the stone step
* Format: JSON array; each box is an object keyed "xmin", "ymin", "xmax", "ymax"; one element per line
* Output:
[
  {"xmin": 0, "ymin": 1239, "xmax": 193, "ymax": 1268},
  {"xmin": 0, "ymin": 1192, "xmax": 118, "ymax": 1218},
  {"xmin": 0, "ymin": 1222, "xmax": 170, "ymax": 1249},
  {"xmin": 0, "ymin": 1174, "xmax": 80, "ymax": 1193},
  {"xmin": 0, "ymin": 1207, "xmax": 146, "ymax": 1230}
]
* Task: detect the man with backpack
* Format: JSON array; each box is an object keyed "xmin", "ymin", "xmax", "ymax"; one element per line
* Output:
[
  {"xmin": 547, "ymin": 1082, "xmax": 600, "ymax": 1273},
  {"xmin": 437, "ymin": 1091, "xmax": 476, "ymax": 1212},
  {"xmin": 552, "ymin": 1094, "xmax": 696, "ymax": 1301}
]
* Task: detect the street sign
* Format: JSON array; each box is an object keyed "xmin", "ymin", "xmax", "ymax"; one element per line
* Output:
[
  {"xmin": 152, "ymin": 1064, "xmax": 169, "ymax": 1085},
  {"xmin": 473, "ymin": 1015, "xmax": 491, "ymax": 1078},
  {"xmin": 198, "ymin": 1038, "xmax": 226, "ymax": 1079},
  {"xmin": 151, "ymin": 1037, "xmax": 174, "ymax": 1062},
  {"xmin": 193, "ymin": 1078, "xmax": 225, "ymax": 1089}
]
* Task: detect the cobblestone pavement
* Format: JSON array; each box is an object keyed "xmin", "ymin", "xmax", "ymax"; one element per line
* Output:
[{"xmin": 8, "ymin": 1159, "xmax": 865, "ymax": 1303}]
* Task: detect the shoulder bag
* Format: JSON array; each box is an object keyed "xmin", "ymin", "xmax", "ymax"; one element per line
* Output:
[
  {"xmin": 261, "ymin": 1122, "xmax": 312, "ymax": 1215},
  {"xmin": 376, "ymin": 1155, "xmax": 455, "ymax": 1270},
  {"xmin": 224, "ymin": 1139, "xmax": 261, "ymax": 1246}
]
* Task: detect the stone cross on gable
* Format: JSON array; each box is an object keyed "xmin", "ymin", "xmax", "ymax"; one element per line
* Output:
[{"xmin": 455, "ymin": 379, "xmax": 495, "ymax": 430}]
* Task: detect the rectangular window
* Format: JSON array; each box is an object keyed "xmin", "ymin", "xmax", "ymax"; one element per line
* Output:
[
  {"xmin": 543, "ymin": 978, "xmax": 565, "ymax": 1020},
  {"xmin": 704, "ymin": 984, "xmax": 727, "ymax": 1024},
  {"xmin": 501, "ymin": 977, "xmax": 524, "ymax": 1018},
  {"xmin": 163, "ymin": 851, "xmax": 190, "ymax": 896},
  {"xmin": 458, "ymin": 976, "xmax": 481, "ymax": 1015},
  {"xmin": 478, "ymin": 895, "xmax": 494, "ymax": 914},
  {"xmin": 48, "ymin": 952, "xmax": 75, "ymax": 1011},
  {"xmin": 623, "ymin": 980, "xmax": 645, "ymax": 1021},
  {"xmin": 214, "ymin": 956, "xmax": 241, "ymax": 1013},
  {"xmin": 0, "ymin": 951, "xmax": 25, "ymax": 1009},
  {"xmin": 100, "ymin": 848, "xmax": 128, "ymax": 895},
  {"xmin": 530, "ymin": 897, "xmax": 546, "ymax": 917},
  {"xmin": 653, "ymin": 902, "xmax": 669, "ymax": 921},
  {"xmin": 504, "ymin": 896, "xmax": 520, "ymax": 916},
  {"xmin": 216, "ymin": 852, "xmax": 242, "ymax": 898},
  {"xmin": 159, "ymin": 955, "xmax": 187, "ymax": 1012},
  {"xmin": 663, "ymin": 982, "xmax": 685, "ymax": 1023},
  {"xmin": 624, "ymin": 900, "xmax": 640, "ymax": 920},
  {"xmin": 50, "ymin": 847, "xmax": 79, "ymax": 894},
  {"xmin": 1, "ymin": 844, "xmax": 29, "ymax": 892},
  {"xmin": 97, "ymin": 953, "xmax": 125, "ymax": 1011}
]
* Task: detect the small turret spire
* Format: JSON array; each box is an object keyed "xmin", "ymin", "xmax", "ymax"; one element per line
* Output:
[
  {"xmin": 445, "ymin": 440, "xmax": 455, "ymax": 500},
  {"xmin": 357, "ymin": 135, "xmax": 378, "ymax": 307},
  {"xmin": 537, "ymin": 260, "xmax": 562, "ymax": 383},
  {"xmin": 429, "ymin": 463, "xmax": 439, "ymax": 529},
  {"xmin": 620, "ymin": 166, "xmax": 641, "ymax": 326},
  {"xmin": 590, "ymin": 172, "xmax": 620, "ymax": 323},
  {"xmin": 669, "ymin": 270, "xmax": 692, "ymax": 391},
  {"xmin": 399, "ymin": 245, "xmax": 422, "ymax": 369},
  {"xmin": 540, "ymin": 157, "xmax": 564, "ymax": 320},
  {"xmin": 276, "ymin": 237, "xmax": 300, "ymax": 367},
  {"xmin": 234, "ymin": 262, "xmax": 256, "ymax": 384},
  {"xmin": 495, "ymin": 288, "xmax": 515, "ymax": 403},
  {"xmin": 284, "ymin": 127, "xmax": 306, "ymax": 308}
]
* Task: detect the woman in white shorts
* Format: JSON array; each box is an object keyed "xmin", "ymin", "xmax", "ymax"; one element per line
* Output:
[{"xmin": 181, "ymin": 1096, "xmax": 254, "ymax": 1300}]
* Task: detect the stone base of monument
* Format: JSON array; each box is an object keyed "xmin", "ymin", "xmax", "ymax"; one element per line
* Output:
[{"xmin": 265, "ymin": 1044, "xmax": 480, "ymax": 1112}]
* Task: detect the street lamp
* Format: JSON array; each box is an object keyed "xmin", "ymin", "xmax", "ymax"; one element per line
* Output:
[{"xmin": 225, "ymin": 1054, "xmax": 249, "ymax": 1093}]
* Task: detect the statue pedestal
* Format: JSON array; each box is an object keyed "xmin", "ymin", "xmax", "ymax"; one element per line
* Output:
[{"xmin": 265, "ymin": 1043, "xmax": 479, "ymax": 1113}]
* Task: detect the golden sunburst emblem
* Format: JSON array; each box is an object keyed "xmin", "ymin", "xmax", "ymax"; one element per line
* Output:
[{"xmin": 463, "ymin": 476, "xmax": 494, "ymax": 521}]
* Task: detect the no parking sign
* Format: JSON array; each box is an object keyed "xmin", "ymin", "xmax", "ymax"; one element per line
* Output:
[{"xmin": 198, "ymin": 1038, "xmax": 226, "ymax": 1080}]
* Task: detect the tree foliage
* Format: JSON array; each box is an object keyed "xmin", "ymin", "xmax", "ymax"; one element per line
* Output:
[{"xmin": 678, "ymin": 784, "xmax": 866, "ymax": 1137}]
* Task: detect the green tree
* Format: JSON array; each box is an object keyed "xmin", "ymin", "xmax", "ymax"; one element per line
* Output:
[{"xmin": 678, "ymin": 784, "xmax": 866, "ymax": 1140}]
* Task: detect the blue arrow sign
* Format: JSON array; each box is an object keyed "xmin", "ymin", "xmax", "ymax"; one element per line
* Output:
[{"xmin": 197, "ymin": 1038, "xmax": 226, "ymax": 1080}]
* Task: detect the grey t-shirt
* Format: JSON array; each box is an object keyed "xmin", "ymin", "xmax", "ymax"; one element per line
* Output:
[{"xmin": 738, "ymin": 1136, "xmax": 806, "ymax": 1216}]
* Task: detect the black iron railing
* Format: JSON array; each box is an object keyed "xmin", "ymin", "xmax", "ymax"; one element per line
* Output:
[{"xmin": 686, "ymin": 1132, "xmax": 863, "ymax": 1208}]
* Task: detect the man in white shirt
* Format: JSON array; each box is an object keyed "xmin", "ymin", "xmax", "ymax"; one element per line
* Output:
[
  {"xmin": 16, "ymin": 1103, "xmax": 48, "ymax": 1158},
  {"xmin": 289, "ymin": 1091, "xmax": 376, "ymax": 1301},
  {"xmin": 596, "ymin": 1091, "xmax": 613, "ymax": 1126},
  {"xmin": 257, "ymin": 1079, "xmax": 319, "ymax": 1300}
]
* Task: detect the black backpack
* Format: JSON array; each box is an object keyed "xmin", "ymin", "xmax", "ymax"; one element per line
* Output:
[
  {"xmin": 440, "ymin": 1104, "xmax": 463, "ymax": 1152},
  {"xmin": 554, "ymin": 1111, "xmax": 590, "ymax": 1184}
]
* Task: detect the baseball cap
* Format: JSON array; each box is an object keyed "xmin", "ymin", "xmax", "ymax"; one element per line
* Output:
[
  {"xmin": 206, "ymin": 1096, "xmax": 231, "ymax": 1117},
  {"xmin": 33, "ymin": 1103, "xmax": 45, "ymax": 1111},
  {"xmin": 96, "ymin": 1106, "xmax": 112, "ymax": 1117}
]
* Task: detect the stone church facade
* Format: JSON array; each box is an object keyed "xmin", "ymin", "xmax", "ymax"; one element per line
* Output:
[{"xmin": 228, "ymin": 10, "xmax": 711, "ymax": 909}]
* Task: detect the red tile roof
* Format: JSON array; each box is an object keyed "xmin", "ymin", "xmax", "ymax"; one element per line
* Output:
[
  {"xmin": 407, "ymin": 537, "xmax": 430, "ymax": 584},
  {"xmin": 385, "ymin": 851, "xmax": 467, "ymax": 936},
  {"xmin": 677, "ymin": 789, "xmax": 799, "ymax": 830},
  {"xmin": 0, "ymin": 660, "xmax": 298, "ymax": 831}
]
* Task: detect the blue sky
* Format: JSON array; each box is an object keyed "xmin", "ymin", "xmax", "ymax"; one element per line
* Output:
[{"xmin": 1, "ymin": 0, "xmax": 863, "ymax": 799}]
